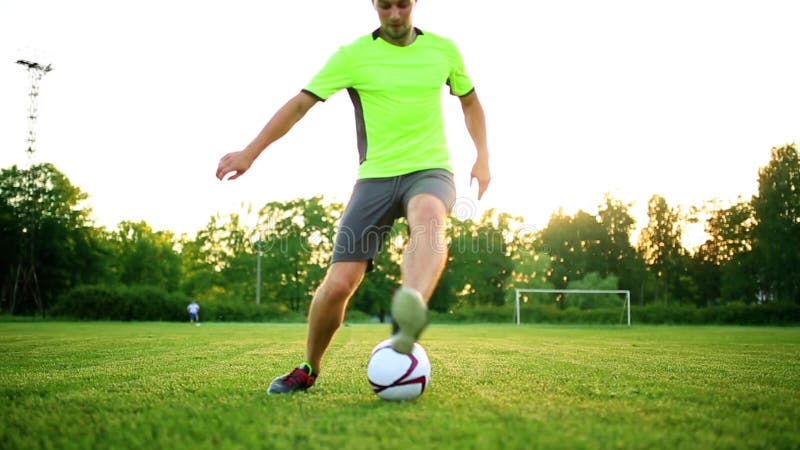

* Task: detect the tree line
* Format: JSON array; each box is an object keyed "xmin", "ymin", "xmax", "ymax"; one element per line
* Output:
[{"xmin": 1, "ymin": 143, "xmax": 797, "ymax": 321}]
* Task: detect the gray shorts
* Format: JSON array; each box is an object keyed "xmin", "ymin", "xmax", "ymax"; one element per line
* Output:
[{"xmin": 332, "ymin": 168, "xmax": 456, "ymax": 271}]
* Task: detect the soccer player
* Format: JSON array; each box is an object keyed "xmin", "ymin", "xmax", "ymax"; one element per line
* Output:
[
  {"xmin": 187, "ymin": 301, "xmax": 200, "ymax": 325},
  {"xmin": 216, "ymin": 0, "xmax": 490, "ymax": 394}
]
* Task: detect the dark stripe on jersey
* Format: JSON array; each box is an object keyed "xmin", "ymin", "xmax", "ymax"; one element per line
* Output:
[
  {"xmin": 457, "ymin": 87, "xmax": 476, "ymax": 98},
  {"xmin": 445, "ymin": 79, "xmax": 475, "ymax": 97},
  {"xmin": 347, "ymin": 88, "xmax": 368, "ymax": 163},
  {"xmin": 301, "ymin": 89, "xmax": 325, "ymax": 102}
]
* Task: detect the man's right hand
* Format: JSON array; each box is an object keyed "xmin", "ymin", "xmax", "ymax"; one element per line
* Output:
[{"xmin": 216, "ymin": 150, "xmax": 256, "ymax": 181}]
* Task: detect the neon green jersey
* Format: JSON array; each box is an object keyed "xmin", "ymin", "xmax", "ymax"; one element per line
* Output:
[{"xmin": 303, "ymin": 29, "xmax": 474, "ymax": 179}]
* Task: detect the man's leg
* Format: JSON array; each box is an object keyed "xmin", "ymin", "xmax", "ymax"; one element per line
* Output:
[
  {"xmin": 305, "ymin": 260, "xmax": 367, "ymax": 373},
  {"xmin": 268, "ymin": 261, "xmax": 366, "ymax": 394},
  {"xmin": 391, "ymin": 193, "xmax": 448, "ymax": 353},
  {"xmin": 402, "ymin": 194, "xmax": 448, "ymax": 299},
  {"xmin": 270, "ymin": 175, "xmax": 395, "ymax": 394}
]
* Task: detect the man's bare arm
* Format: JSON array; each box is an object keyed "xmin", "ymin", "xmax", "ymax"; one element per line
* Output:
[
  {"xmin": 216, "ymin": 91, "xmax": 319, "ymax": 181},
  {"xmin": 459, "ymin": 90, "xmax": 491, "ymax": 199}
]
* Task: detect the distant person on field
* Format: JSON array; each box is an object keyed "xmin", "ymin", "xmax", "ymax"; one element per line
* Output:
[
  {"xmin": 216, "ymin": 0, "xmax": 490, "ymax": 395},
  {"xmin": 187, "ymin": 301, "xmax": 200, "ymax": 324}
]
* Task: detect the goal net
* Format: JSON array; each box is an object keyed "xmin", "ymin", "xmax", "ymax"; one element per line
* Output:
[{"xmin": 514, "ymin": 289, "xmax": 631, "ymax": 326}]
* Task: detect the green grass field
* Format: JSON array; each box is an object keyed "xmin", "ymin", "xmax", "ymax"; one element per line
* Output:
[{"xmin": 1, "ymin": 322, "xmax": 798, "ymax": 450}]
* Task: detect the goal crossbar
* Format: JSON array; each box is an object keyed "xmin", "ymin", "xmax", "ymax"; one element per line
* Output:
[{"xmin": 514, "ymin": 289, "xmax": 631, "ymax": 326}]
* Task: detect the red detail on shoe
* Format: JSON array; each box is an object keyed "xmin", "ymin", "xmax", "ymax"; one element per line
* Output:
[{"xmin": 283, "ymin": 367, "xmax": 316, "ymax": 389}]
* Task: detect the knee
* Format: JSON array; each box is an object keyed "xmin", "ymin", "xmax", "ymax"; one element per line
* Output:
[
  {"xmin": 407, "ymin": 195, "xmax": 446, "ymax": 230},
  {"xmin": 317, "ymin": 272, "xmax": 360, "ymax": 303}
]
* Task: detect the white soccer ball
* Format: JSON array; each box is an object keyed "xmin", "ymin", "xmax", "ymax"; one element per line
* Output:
[{"xmin": 367, "ymin": 338, "xmax": 431, "ymax": 401}]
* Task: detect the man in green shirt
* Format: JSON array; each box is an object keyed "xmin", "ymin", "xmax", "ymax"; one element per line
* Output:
[{"xmin": 216, "ymin": 0, "xmax": 491, "ymax": 395}]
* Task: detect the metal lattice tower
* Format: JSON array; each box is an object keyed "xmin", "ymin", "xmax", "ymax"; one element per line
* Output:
[
  {"xmin": 10, "ymin": 59, "xmax": 53, "ymax": 315},
  {"xmin": 17, "ymin": 60, "xmax": 53, "ymax": 156}
]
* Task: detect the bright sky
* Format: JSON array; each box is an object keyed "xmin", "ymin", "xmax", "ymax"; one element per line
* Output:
[{"xmin": 1, "ymin": 1, "xmax": 798, "ymax": 248}]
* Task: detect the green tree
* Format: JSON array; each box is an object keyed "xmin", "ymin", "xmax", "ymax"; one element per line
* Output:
[
  {"xmin": 176, "ymin": 214, "xmax": 241, "ymax": 304},
  {"xmin": 255, "ymin": 197, "xmax": 342, "ymax": 312},
  {"xmin": 221, "ymin": 211, "xmax": 261, "ymax": 302},
  {"xmin": 565, "ymin": 272, "xmax": 621, "ymax": 309},
  {"xmin": 694, "ymin": 198, "xmax": 757, "ymax": 304},
  {"xmin": 109, "ymin": 221, "xmax": 182, "ymax": 291},
  {"xmin": 698, "ymin": 199, "xmax": 755, "ymax": 264},
  {"xmin": 752, "ymin": 143, "xmax": 800, "ymax": 303},
  {"xmin": 0, "ymin": 164, "xmax": 102, "ymax": 314},
  {"xmin": 178, "ymin": 197, "xmax": 343, "ymax": 311},
  {"xmin": 506, "ymin": 221, "xmax": 553, "ymax": 302},
  {"xmin": 0, "ymin": 170, "xmax": 22, "ymax": 308},
  {"xmin": 637, "ymin": 195, "xmax": 693, "ymax": 304},
  {"xmin": 536, "ymin": 209, "xmax": 609, "ymax": 294},
  {"xmin": 431, "ymin": 210, "xmax": 515, "ymax": 312},
  {"xmin": 597, "ymin": 193, "xmax": 646, "ymax": 304},
  {"xmin": 178, "ymin": 225, "xmax": 223, "ymax": 302}
]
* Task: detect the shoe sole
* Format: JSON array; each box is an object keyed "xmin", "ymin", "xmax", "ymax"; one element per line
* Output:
[
  {"xmin": 391, "ymin": 287, "xmax": 428, "ymax": 354},
  {"xmin": 268, "ymin": 385, "xmax": 308, "ymax": 395},
  {"xmin": 267, "ymin": 380, "xmax": 312, "ymax": 395}
]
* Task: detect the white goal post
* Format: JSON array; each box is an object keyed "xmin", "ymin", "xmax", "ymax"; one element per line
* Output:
[{"xmin": 514, "ymin": 289, "xmax": 631, "ymax": 326}]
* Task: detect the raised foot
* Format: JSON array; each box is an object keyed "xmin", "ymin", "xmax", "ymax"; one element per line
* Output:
[{"xmin": 390, "ymin": 287, "xmax": 428, "ymax": 354}]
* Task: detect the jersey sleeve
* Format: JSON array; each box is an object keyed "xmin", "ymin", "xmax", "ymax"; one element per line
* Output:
[
  {"xmin": 446, "ymin": 41, "xmax": 474, "ymax": 97},
  {"xmin": 303, "ymin": 46, "xmax": 353, "ymax": 101}
]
